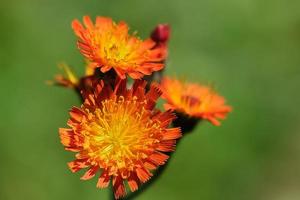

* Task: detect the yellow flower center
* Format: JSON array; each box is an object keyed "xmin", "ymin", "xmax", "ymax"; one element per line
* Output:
[
  {"xmin": 82, "ymin": 96, "xmax": 161, "ymax": 175},
  {"xmin": 94, "ymin": 31, "xmax": 145, "ymax": 69}
]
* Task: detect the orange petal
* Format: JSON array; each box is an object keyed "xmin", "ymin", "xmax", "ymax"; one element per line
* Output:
[
  {"xmin": 143, "ymin": 160, "xmax": 157, "ymax": 170},
  {"xmin": 114, "ymin": 68, "xmax": 126, "ymax": 79},
  {"xmin": 68, "ymin": 159, "xmax": 89, "ymax": 173},
  {"xmin": 148, "ymin": 152, "xmax": 169, "ymax": 166},
  {"xmin": 59, "ymin": 128, "xmax": 74, "ymax": 146},
  {"xmin": 81, "ymin": 166, "xmax": 99, "ymax": 180},
  {"xmin": 83, "ymin": 15, "xmax": 94, "ymax": 29},
  {"xmin": 154, "ymin": 110, "xmax": 176, "ymax": 127},
  {"xmin": 128, "ymin": 173, "xmax": 139, "ymax": 192},
  {"xmin": 71, "ymin": 19, "xmax": 84, "ymax": 37},
  {"xmin": 140, "ymin": 63, "xmax": 164, "ymax": 71},
  {"xmin": 97, "ymin": 171, "xmax": 111, "ymax": 188},
  {"xmin": 113, "ymin": 176, "xmax": 126, "ymax": 199},
  {"xmin": 162, "ymin": 128, "xmax": 181, "ymax": 140},
  {"xmin": 100, "ymin": 65, "xmax": 112, "ymax": 73},
  {"xmin": 136, "ymin": 167, "xmax": 152, "ymax": 183},
  {"xmin": 69, "ymin": 107, "xmax": 85, "ymax": 122},
  {"xmin": 128, "ymin": 71, "xmax": 144, "ymax": 79},
  {"xmin": 141, "ymin": 39, "xmax": 155, "ymax": 50},
  {"xmin": 146, "ymin": 84, "xmax": 162, "ymax": 102},
  {"xmin": 95, "ymin": 16, "xmax": 113, "ymax": 29},
  {"xmin": 59, "ymin": 128, "xmax": 83, "ymax": 151},
  {"xmin": 148, "ymin": 47, "xmax": 167, "ymax": 61},
  {"xmin": 156, "ymin": 140, "xmax": 177, "ymax": 152},
  {"xmin": 207, "ymin": 117, "xmax": 221, "ymax": 126}
]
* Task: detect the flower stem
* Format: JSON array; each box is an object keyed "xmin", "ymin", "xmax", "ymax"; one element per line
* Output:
[{"xmin": 110, "ymin": 183, "xmax": 115, "ymax": 200}]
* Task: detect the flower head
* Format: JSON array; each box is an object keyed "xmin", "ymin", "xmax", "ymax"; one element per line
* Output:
[
  {"xmin": 72, "ymin": 16, "xmax": 167, "ymax": 79},
  {"xmin": 160, "ymin": 77, "xmax": 231, "ymax": 126},
  {"xmin": 59, "ymin": 79, "xmax": 181, "ymax": 199}
]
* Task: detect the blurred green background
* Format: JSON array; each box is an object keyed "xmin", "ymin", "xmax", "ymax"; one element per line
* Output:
[{"xmin": 1, "ymin": 0, "xmax": 300, "ymax": 199}]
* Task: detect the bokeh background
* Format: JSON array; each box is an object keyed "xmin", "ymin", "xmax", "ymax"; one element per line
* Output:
[{"xmin": 1, "ymin": 0, "xmax": 300, "ymax": 199}]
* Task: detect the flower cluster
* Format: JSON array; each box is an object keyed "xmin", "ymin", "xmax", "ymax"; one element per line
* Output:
[{"xmin": 53, "ymin": 16, "xmax": 231, "ymax": 199}]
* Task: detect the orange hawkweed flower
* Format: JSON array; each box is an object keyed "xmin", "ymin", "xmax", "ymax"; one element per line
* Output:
[
  {"xmin": 72, "ymin": 16, "xmax": 167, "ymax": 79},
  {"xmin": 59, "ymin": 79, "xmax": 181, "ymax": 199},
  {"xmin": 160, "ymin": 77, "xmax": 232, "ymax": 126}
]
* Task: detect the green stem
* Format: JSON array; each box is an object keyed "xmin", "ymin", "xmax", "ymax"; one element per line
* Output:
[{"xmin": 110, "ymin": 183, "xmax": 115, "ymax": 200}]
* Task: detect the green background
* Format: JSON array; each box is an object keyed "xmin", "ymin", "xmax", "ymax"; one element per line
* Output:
[{"xmin": 1, "ymin": 0, "xmax": 300, "ymax": 199}]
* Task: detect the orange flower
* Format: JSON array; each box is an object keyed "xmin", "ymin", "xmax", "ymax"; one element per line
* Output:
[
  {"xmin": 72, "ymin": 16, "xmax": 166, "ymax": 79},
  {"xmin": 59, "ymin": 79, "xmax": 181, "ymax": 199},
  {"xmin": 160, "ymin": 77, "xmax": 231, "ymax": 126}
]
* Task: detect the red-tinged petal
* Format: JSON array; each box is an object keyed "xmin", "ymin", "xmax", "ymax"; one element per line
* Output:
[
  {"xmin": 154, "ymin": 111, "xmax": 176, "ymax": 127},
  {"xmin": 132, "ymin": 87, "xmax": 145, "ymax": 101},
  {"xmin": 132, "ymin": 80, "xmax": 147, "ymax": 91},
  {"xmin": 65, "ymin": 147, "xmax": 81, "ymax": 152},
  {"xmin": 128, "ymin": 71, "xmax": 144, "ymax": 79},
  {"xmin": 143, "ymin": 160, "xmax": 157, "ymax": 170},
  {"xmin": 95, "ymin": 16, "xmax": 113, "ymax": 29},
  {"xmin": 146, "ymin": 84, "xmax": 162, "ymax": 102},
  {"xmin": 114, "ymin": 68, "xmax": 126, "ymax": 79},
  {"xmin": 148, "ymin": 152, "xmax": 169, "ymax": 166},
  {"xmin": 113, "ymin": 176, "xmax": 126, "ymax": 199},
  {"xmin": 136, "ymin": 67, "xmax": 152, "ymax": 75},
  {"xmin": 207, "ymin": 117, "xmax": 221, "ymax": 126},
  {"xmin": 128, "ymin": 173, "xmax": 139, "ymax": 192},
  {"xmin": 141, "ymin": 63, "xmax": 164, "ymax": 71},
  {"xmin": 72, "ymin": 20, "xmax": 84, "ymax": 37},
  {"xmin": 162, "ymin": 128, "xmax": 181, "ymax": 140},
  {"xmin": 157, "ymin": 144, "xmax": 175, "ymax": 152},
  {"xmin": 68, "ymin": 159, "xmax": 89, "ymax": 173},
  {"xmin": 116, "ymin": 21, "xmax": 129, "ymax": 35},
  {"xmin": 97, "ymin": 171, "xmax": 111, "ymax": 188},
  {"xmin": 69, "ymin": 107, "xmax": 86, "ymax": 122},
  {"xmin": 114, "ymin": 78, "xmax": 127, "ymax": 96},
  {"xmin": 77, "ymin": 41, "xmax": 92, "ymax": 51},
  {"xmin": 83, "ymin": 94, "xmax": 96, "ymax": 107},
  {"xmin": 75, "ymin": 151, "xmax": 89, "ymax": 159},
  {"xmin": 156, "ymin": 140, "xmax": 177, "ymax": 152},
  {"xmin": 145, "ymin": 84, "xmax": 162, "ymax": 110},
  {"xmin": 59, "ymin": 128, "xmax": 74, "ymax": 145},
  {"xmin": 136, "ymin": 167, "xmax": 152, "ymax": 183},
  {"xmin": 148, "ymin": 48, "xmax": 167, "ymax": 61},
  {"xmin": 83, "ymin": 16, "xmax": 94, "ymax": 29},
  {"xmin": 59, "ymin": 128, "xmax": 83, "ymax": 150},
  {"xmin": 81, "ymin": 166, "xmax": 99, "ymax": 180},
  {"xmin": 141, "ymin": 39, "xmax": 156, "ymax": 50},
  {"xmin": 100, "ymin": 65, "xmax": 112, "ymax": 73}
]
